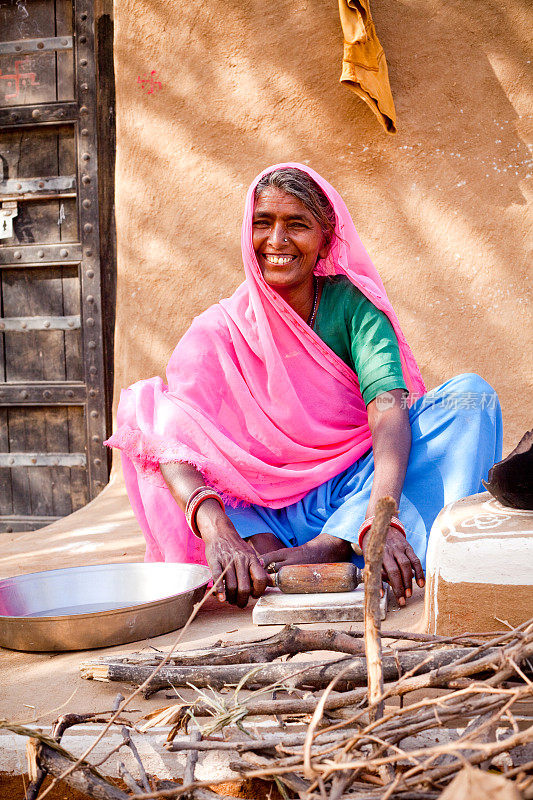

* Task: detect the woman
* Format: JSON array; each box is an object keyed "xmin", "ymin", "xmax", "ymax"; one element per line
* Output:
[{"xmin": 106, "ymin": 163, "xmax": 502, "ymax": 608}]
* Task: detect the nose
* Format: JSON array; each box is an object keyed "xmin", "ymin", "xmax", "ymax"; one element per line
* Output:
[{"xmin": 267, "ymin": 221, "xmax": 288, "ymax": 249}]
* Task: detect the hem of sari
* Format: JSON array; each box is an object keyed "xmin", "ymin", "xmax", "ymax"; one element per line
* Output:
[{"xmin": 105, "ymin": 425, "xmax": 249, "ymax": 508}]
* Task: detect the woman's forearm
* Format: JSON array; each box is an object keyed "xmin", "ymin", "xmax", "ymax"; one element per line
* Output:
[
  {"xmin": 363, "ymin": 390, "xmax": 425, "ymax": 606},
  {"xmin": 365, "ymin": 389, "xmax": 411, "ymax": 518},
  {"xmin": 159, "ymin": 461, "xmax": 226, "ymax": 535},
  {"xmin": 159, "ymin": 461, "xmax": 205, "ymax": 510}
]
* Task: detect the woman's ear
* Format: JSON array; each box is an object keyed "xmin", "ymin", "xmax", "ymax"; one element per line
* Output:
[{"xmin": 318, "ymin": 234, "xmax": 332, "ymax": 260}]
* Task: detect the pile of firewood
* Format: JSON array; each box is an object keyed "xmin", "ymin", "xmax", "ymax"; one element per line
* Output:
[{"xmin": 4, "ymin": 498, "xmax": 532, "ymax": 799}]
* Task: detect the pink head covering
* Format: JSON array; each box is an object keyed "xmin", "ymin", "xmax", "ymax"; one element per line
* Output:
[{"xmin": 107, "ymin": 163, "xmax": 425, "ymax": 563}]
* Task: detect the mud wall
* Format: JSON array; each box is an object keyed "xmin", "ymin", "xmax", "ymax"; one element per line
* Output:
[{"xmin": 111, "ymin": 0, "xmax": 532, "ymax": 457}]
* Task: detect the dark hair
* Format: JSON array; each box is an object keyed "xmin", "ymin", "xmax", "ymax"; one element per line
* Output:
[{"xmin": 254, "ymin": 168, "xmax": 337, "ymax": 246}]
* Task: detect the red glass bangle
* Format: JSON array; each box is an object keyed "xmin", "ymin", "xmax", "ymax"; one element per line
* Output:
[
  {"xmin": 185, "ymin": 488, "xmax": 225, "ymax": 538},
  {"xmin": 389, "ymin": 516, "xmax": 406, "ymax": 536},
  {"xmin": 358, "ymin": 515, "xmax": 406, "ymax": 550},
  {"xmin": 185, "ymin": 485, "xmax": 211, "ymax": 513},
  {"xmin": 357, "ymin": 516, "xmax": 374, "ymax": 550}
]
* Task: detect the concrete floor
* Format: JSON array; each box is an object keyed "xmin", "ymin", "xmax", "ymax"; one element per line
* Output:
[{"xmin": 0, "ymin": 476, "xmax": 425, "ymax": 724}]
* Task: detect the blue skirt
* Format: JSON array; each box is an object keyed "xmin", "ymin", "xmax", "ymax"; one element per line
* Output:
[{"xmin": 226, "ymin": 373, "xmax": 503, "ymax": 570}]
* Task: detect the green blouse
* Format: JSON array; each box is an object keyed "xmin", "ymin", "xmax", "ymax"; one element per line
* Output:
[{"xmin": 313, "ymin": 275, "xmax": 407, "ymax": 406}]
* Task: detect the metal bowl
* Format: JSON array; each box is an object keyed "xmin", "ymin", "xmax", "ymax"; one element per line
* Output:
[{"xmin": 0, "ymin": 562, "xmax": 211, "ymax": 652}]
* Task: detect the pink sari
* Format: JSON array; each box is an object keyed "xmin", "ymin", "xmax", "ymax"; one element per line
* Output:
[{"xmin": 106, "ymin": 163, "xmax": 426, "ymax": 563}]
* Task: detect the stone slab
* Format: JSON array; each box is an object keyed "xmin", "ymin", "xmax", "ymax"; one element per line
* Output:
[{"xmin": 252, "ymin": 585, "xmax": 387, "ymax": 625}]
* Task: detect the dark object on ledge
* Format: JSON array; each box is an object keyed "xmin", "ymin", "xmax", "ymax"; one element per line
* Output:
[{"xmin": 482, "ymin": 430, "xmax": 533, "ymax": 510}]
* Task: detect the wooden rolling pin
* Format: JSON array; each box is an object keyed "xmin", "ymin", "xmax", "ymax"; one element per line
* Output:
[{"xmin": 272, "ymin": 563, "xmax": 361, "ymax": 594}]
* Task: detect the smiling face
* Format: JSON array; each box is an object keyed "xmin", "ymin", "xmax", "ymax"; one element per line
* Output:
[{"xmin": 252, "ymin": 187, "xmax": 330, "ymax": 292}]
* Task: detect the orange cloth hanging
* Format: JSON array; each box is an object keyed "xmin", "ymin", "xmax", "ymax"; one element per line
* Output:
[{"xmin": 338, "ymin": 0, "xmax": 397, "ymax": 133}]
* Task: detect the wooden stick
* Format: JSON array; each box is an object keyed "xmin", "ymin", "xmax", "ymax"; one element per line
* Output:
[
  {"xmin": 121, "ymin": 726, "xmax": 151, "ymax": 793},
  {"xmin": 192, "ymin": 625, "xmax": 365, "ymax": 662},
  {"xmin": 229, "ymin": 752, "xmax": 311, "ymax": 795},
  {"xmin": 303, "ymin": 662, "xmax": 359, "ymax": 779},
  {"xmin": 81, "ymin": 647, "xmax": 494, "ymax": 691},
  {"xmin": 364, "ymin": 495, "xmax": 396, "ymax": 722},
  {"xmin": 36, "ymin": 741, "xmax": 130, "ymax": 800},
  {"xmin": 147, "ymin": 786, "xmax": 237, "ymax": 800},
  {"xmin": 82, "ymin": 627, "xmax": 367, "ymax": 669},
  {"xmin": 182, "ymin": 729, "xmax": 201, "ymax": 787},
  {"xmin": 80, "ymin": 627, "xmax": 501, "ymax": 673},
  {"xmin": 25, "ymin": 712, "xmax": 132, "ymax": 800},
  {"xmin": 118, "ymin": 761, "xmax": 143, "ymax": 795},
  {"xmin": 25, "ymin": 738, "xmax": 47, "ymax": 800},
  {"xmin": 351, "ymin": 498, "xmax": 396, "ymax": 800},
  {"xmin": 24, "ymin": 768, "xmax": 47, "ymax": 800},
  {"xmin": 167, "ymin": 729, "xmax": 361, "ymax": 753}
]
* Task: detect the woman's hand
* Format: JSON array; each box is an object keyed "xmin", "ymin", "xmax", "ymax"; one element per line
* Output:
[
  {"xmin": 262, "ymin": 532, "xmax": 351, "ymax": 572},
  {"xmin": 363, "ymin": 525, "xmax": 425, "ymax": 606},
  {"xmin": 158, "ymin": 463, "xmax": 269, "ymax": 608},
  {"xmin": 197, "ymin": 501, "xmax": 270, "ymax": 607}
]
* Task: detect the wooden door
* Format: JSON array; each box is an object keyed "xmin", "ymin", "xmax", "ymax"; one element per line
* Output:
[{"xmin": 0, "ymin": 0, "xmax": 109, "ymax": 531}]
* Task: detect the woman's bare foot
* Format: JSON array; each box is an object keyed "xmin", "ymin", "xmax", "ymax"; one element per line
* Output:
[
  {"xmin": 247, "ymin": 532, "xmax": 285, "ymax": 555},
  {"xmin": 261, "ymin": 532, "xmax": 351, "ymax": 571}
]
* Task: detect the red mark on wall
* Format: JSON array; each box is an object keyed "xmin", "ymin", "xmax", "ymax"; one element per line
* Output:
[
  {"xmin": 0, "ymin": 58, "xmax": 39, "ymax": 100},
  {"xmin": 137, "ymin": 70, "xmax": 162, "ymax": 94}
]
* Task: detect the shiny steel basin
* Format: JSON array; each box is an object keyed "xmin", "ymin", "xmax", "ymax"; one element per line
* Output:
[{"xmin": 0, "ymin": 562, "xmax": 211, "ymax": 652}]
